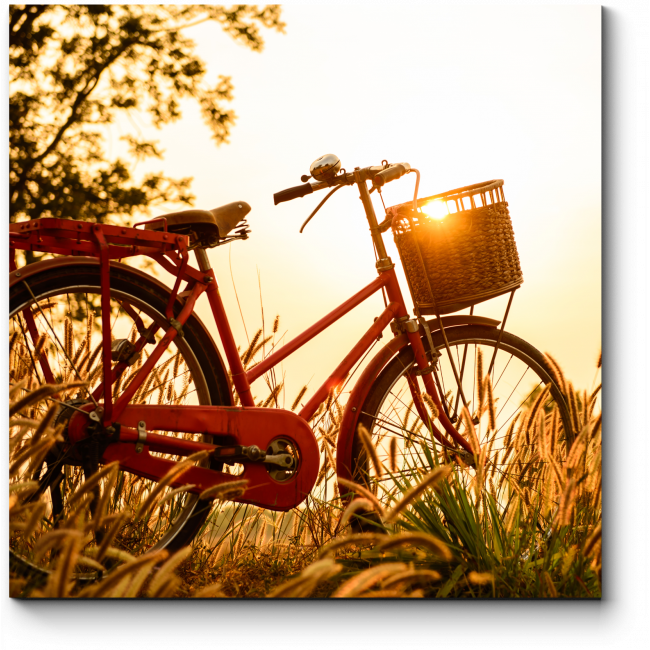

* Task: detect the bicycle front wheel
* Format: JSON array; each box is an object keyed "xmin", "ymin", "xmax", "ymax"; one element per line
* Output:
[
  {"xmin": 352, "ymin": 325, "xmax": 574, "ymax": 509},
  {"xmin": 9, "ymin": 262, "xmax": 231, "ymax": 575}
]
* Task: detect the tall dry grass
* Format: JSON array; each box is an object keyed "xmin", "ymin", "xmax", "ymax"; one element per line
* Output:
[
  {"xmin": 9, "ymin": 381, "xmax": 208, "ymax": 597},
  {"xmin": 9, "ymin": 302, "xmax": 601, "ymax": 598},
  {"xmin": 265, "ymin": 355, "xmax": 602, "ymax": 598},
  {"xmin": 9, "ymin": 297, "xmax": 227, "ymax": 561},
  {"xmin": 177, "ymin": 315, "xmax": 351, "ymax": 595}
]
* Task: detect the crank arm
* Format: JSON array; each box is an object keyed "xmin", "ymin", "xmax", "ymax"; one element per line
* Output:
[
  {"xmin": 263, "ymin": 453, "xmax": 296, "ymax": 469},
  {"xmin": 212, "ymin": 444, "xmax": 295, "ymax": 469}
]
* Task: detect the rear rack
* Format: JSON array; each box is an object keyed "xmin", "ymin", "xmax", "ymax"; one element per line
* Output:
[{"xmin": 10, "ymin": 218, "xmax": 189, "ymax": 260}]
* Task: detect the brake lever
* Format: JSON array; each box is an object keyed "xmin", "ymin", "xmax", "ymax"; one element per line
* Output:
[{"xmin": 299, "ymin": 183, "xmax": 345, "ymax": 233}]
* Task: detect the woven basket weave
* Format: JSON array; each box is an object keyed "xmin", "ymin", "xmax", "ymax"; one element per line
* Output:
[{"xmin": 388, "ymin": 179, "xmax": 523, "ymax": 315}]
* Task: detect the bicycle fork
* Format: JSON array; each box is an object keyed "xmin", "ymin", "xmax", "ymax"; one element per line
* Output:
[
  {"xmin": 355, "ymin": 173, "xmax": 474, "ymax": 457},
  {"xmin": 381, "ymin": 268, "xmax": 474, "ymax": 455}
]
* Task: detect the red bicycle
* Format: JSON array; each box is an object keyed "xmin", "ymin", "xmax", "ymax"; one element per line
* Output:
[{"xmin": 9, "ymin": 155, "xmax": 574, "ymax": 566}]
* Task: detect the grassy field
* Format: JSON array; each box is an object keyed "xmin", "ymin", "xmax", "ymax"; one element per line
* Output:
[{"xmin": 9, "ymin": 324, "xmax": 601, "ymax": 598}]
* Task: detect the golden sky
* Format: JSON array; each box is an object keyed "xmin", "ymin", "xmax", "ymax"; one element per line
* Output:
[{"xmin": 109, "ymin": 4, "xmax": 601, "ymax": 401}]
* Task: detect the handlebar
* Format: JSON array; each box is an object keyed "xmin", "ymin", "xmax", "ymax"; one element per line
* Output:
[
  {"xmin": 273, "ymin": 162, "xmax": 411, "ymax": 206},
  {"xmin": 372, "ymin": 163, "xmax": 411, "ymax": 187},
  {"xmin": 273, "ymin": 183, "xmax": 314, "ymax": 205}
]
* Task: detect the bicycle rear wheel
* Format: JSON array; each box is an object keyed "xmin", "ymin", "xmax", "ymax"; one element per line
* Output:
[
  {"xmin": 9, "ymin": 262, "xmax": 231, "ymax": 574},
  {"xmin": 351, "ymin": 325, "xmax": 574, "ymax": 511}
]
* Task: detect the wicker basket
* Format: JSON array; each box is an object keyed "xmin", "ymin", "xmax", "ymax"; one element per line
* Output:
[{"xmin": 388, "ymin": 179, "xmax": 523, "ymax": 315}]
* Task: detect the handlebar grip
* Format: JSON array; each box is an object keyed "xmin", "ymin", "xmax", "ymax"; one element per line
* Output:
[
  {"xmin": 372, "ymin": 163, "xmax": 411, "ymax": 187},
  {"xmin": 273, "ymin": 183, "xmax": 314, "ymax": 205}
]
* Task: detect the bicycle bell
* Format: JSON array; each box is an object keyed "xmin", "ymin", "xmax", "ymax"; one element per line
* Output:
[{"xmin": 309, "ymin": 154, "xmax": 341, "ymax": 182}]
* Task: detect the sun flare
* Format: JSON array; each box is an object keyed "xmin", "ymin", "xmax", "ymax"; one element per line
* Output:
[{"xmin": 423, "ymin": 199, "xmax": 449, "ymax": 221}]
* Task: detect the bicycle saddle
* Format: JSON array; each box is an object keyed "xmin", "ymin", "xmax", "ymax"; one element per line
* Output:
[{"xmin": 145, "ymin": 201, "xmax": 251, "ymax": 246}]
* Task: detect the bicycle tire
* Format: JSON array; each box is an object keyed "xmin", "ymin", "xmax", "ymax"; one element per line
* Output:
[
  {"xmin": 351, "ymin": 325, "xmax": 574, "ymax": 511},
  {"xmin": 9, "ymin": 262, "xmax": 231, "ymax": 574}
]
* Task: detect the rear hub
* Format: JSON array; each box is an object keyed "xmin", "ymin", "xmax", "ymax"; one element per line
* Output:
[{"xmin": 57, "ymin": 401, "xmax": 103, "ymax": 465}]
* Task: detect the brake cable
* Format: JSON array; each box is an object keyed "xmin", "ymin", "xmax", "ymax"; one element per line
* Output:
[{"xmin": 299, "ymin": 183, "xmax": 346, "ymax": 233}]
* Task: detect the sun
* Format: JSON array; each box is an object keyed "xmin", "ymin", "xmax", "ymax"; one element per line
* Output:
[{"xmin": 423, "ymin": 199, "xmax": 449, "ymax": 221}]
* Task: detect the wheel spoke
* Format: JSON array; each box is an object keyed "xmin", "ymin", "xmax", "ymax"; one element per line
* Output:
[
  {"xmin": 21, "ymin": 282, "xmax": 99, "ymax": 406},
  {"xmin": 10, "ymin": 267, "xmax": 227, "ymax": 572},
  {"xmin": 493, "ymin": 353, "xmax": 514, "ymax": 391},
  {"xmin": 361, "ymin": 411, "xmax": 432, "ymax": 447},
  {"xmin": 15, "ymin": 313, "xmax": 45, "ymax": 385},
  {"xmin": 348, "ymin": 326, "xmax": 574, "ymax": 523},
  {"xmin": 385, "ymin": 388, "xmax": 420, "ymax": 428},
  {"xmin": 495, "ymin": 377, "xmax": 541, "ymax": 436},
  {"xmin": 451, "ymin": 342, "xmax": 469, "ymax": 420}
]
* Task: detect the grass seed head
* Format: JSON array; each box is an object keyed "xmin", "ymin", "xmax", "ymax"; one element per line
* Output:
[
  {"xmin": 375, "ymin": 532, "xmax": 453, "ymax": 561},
  {"xmin": 337, "ymin": 478, "xmax": 385, "ymax": 516},
  {"xmin": 332, "ymin": 562, "xmax": 408, "ymax": 598},
  {"xmin": 556, "ymin": 477, "xmax": 578, "ymax": 528},
  {"xmin": 486, "ymin": 377, "xmax": 496, "ymax": 431},
  {"xmin": 544, "ymin": 352, "xmax": 567, "ymax": 394},
  {"xmin": 291, "ymin": 385, "xmax": 308, "ymax": 411},
  {"xmin": 422, "ymin": 393, "xmax": 439, "ymax": 421},
  {"xmin": 385, "ymin": 465, "xmax": 452, "ymax": 523},
  {"xmin": 358, "ymin": 423, "xmax": 384, "ymax": 477},
  {"xmin": 339, "ymin": 498, "xmax": 375, "ymax": 529},
  {"xmin": 461, "ymin": 406, "xmax": 480, "ymax": 457},
  {"xmin": 389, "ymin": 437, "xmax": 398, "ymax": 473},
  {"xmin": 199, "ymin": 479, "xmax": 249, "ymax": 501},
  {"xmin": 240, "ymin": 328, "xmax": 262, "ymax": 368},
  {"xmin": 542, "ymin": 571, "xmax": 558, "ymax": 598},
  {"xmin": 468, "ymin": 571, "xmax": 494, "ymax": 585}
]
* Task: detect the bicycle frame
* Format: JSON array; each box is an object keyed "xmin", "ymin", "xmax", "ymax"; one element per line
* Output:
[
  {"xmin": 9, "ymin": 172, "xmax": 476, "ymax": 511},
  {"xmin": 206, "ymin": 257, "xmax": 471, "ymax": 453}
]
